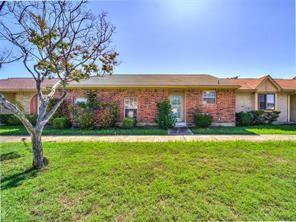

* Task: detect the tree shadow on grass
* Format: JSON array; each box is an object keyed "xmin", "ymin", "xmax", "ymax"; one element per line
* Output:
[
  {"xmin": 1, "ymin": 168, "xmax": 38, "ymax": 190},
  {"xmin": 0, "ymin": 152, "xmax": 22, "ymax": 162}
]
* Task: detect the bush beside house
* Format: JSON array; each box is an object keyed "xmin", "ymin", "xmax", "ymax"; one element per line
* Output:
[
  {"xmin": 0, "ymin": 90, "xmax": 282, "ymax": 130},
  {"xmin": 0, "ymin": 114, "xmax": 37, "ymax": 126},
  {"xmin": 74, "ymin": 106, "xmax": 97, "ymax": 129},
  {"xmin": 121, "ymin": 118, "xmax": 136, "ymax": 129},
  {"xmin": 194, "ymin": 110, "xmax": 213, "ymax": 128},
  {"xmin": 97, "ymin": 102, "xmax": 118, "ymax": 128},
  {"xmin": 47, "ymin": 98, "xmax": 71, "ymax": 125},
  {"xmin": 53, "ymin": 117, "xmax": 70, "ymax": 129},
  {"xmin": 236, "ymin": 110, "xmax": 280, "ymax": 126},
  {"xmin": 155, "ymin": 100, "xmax": 176, "ymax": 129},
  {"xmin": 74, "ymin": 91, "xmax": 119, "ymax": 129}
]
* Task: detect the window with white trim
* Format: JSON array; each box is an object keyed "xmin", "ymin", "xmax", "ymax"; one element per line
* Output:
[
  {"xmin": 203, "ymin": 91, "xmax": 216, "ymax": 104},
  {"xmin": 74, "ymin": 97, "xmax": 88, "ymax": 105},
  {"xmin": 124, "ymin": 97, "xmax": 137, "ymax": 118}
]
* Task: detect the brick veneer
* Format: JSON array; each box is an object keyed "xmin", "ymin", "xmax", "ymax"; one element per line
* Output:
[
  {"xmin": 185, "ymin": 89, "xmax": 236, "ymax": 125},
  {"xmin": 67, "ymin": 89, "xmax": 169, "ymax": 125},
  {"xmin": 67, "ymin": 88, "xmax": 236, "ymax": 125}
]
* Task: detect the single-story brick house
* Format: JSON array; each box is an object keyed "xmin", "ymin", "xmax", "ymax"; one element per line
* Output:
[{"xmin": 0, "ymin": 74, "xmax": 295, "ymax": 126}]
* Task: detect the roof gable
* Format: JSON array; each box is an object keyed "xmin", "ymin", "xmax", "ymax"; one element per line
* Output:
[
  {"xmin": 0, "ymin": 78, "xmax": 57, "ymax": 92},
  {"xmin": 255, "ymin": 75, "xmax": 282, "ymax": 92}
]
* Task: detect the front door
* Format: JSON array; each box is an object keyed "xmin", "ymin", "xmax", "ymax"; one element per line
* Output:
[{"xmin": 170, "ymin": 95, "xmax": 183, "ymax": 122}]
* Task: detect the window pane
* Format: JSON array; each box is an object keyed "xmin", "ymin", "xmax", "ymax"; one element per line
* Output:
[
  {"xmin": 206, "ymin": 98, "xmax": 216, "ymax": 104},
  {"xmin": 75, "ymin": 97, "xmax": 88, "ymax": 104},
  {"xmin": 125, "ymin": 109, "xmax": 137, "ymax": 118},
  {"xmin": 258, "ymin": 94, "xmax": 266, "ymax": 110},
  {"xmin": 124, "ymin": 97, "xmax": 137, "ymax": 109},
  {"xmin": 266, "ymin": 94, "xmax": 275, "ymax": 110},
  {"xmin": 203, "ymin": 91, "xmax": 216, "ymax": 104},
  {"xmin": 124, "ymin": 97, "xmax": 137, "ymax": 118},
  {"xmin": 171, "ymin": 96, "xmax": 181, "ymax": 105},
  {"xmin": 258, "ymin": 94, "xmax": 275, "ymax": 110}
]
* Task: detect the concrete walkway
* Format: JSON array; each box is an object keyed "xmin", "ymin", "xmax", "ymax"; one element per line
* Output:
[
  {"xmin": 168, "ymin": 127, "xmax": 193, "ymax": 135},
  {"xmin": 1, "ymin": 135, "xmax": 296, "ymax": 143}
]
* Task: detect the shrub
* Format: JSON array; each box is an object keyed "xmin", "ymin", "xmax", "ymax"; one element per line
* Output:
[
  {"xmin": 0, "ymin": 114, "xmax": 11, "ymax": 125},
  {"xmin": 47, "ymin": 99, "xmax": 71, "ymax": 124},
  {"xmin": 53, "ymin": 117, "xmax": 70, "ymax": 129},
  {"xmin": 27, "ymin": 114, "xmax": 38, "ymax": 125},
  {"xmin": 249, "ymin": 110, "xmax": 280, "ymax": 125},
  {"xmin": 121, "ymin": 118, "xmax": 136, "ymax": 129},
  {"xmin": 236, "ymin": 110, "xmax": 280, "ymax": 126},
  {"xmin": 236, "ymin": 111, "xmax": 252, "ymax": 126},
  {"xmin": 1, "ymin": 114, "xmax": 37, "ymax": 125},
  {"xmin": 249, "ymin": 110, "xmax": 265, "ymax": 125},
  {"xmin": 85, "ymin": 90, "xmax": 98, "ymax": 110},
  {"xmin": 7, "ymin": 115, "xmax": 22, "ymax": 125},
  {"xmin": 97, "ymin": 102, "xmax": 118, "ymax": 128},
  {"xmin": 156, "ymin": 100, "xmax": 176, "ymax": 129},
  {"xmin": 264, "ymin": 111, "xmax": 280, "ymax": 124},
  {"xmin": 73, "ymin": 90, "xmax": 99, "ymax": 129},
  {"xmin": 194, "ymin": 110, "xmax": 213, "ymax": 128},
  {"xmin": 74, "ymin": 106, "xmax": 96, "ymax": 129}
]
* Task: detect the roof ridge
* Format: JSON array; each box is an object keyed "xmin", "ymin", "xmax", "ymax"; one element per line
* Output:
[{"xmin": 105, "ymin": 74, "xmax": 218, "ymax": 77}]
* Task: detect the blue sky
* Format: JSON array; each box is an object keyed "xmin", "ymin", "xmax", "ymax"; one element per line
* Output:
[{"xmin": 0, "ymin": 0, "xmax": 295, "ymax": 79}]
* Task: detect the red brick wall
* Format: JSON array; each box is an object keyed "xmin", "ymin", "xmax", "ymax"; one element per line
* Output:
[
  {"xmin": 30, "ymin": 94, "xmax": 38, "ymax": 115},
  {"xmin": 67, "ymin": 88, "xmax": 235, "ymax": 125},
  {"xmin": 67, "ymin": 89, "xmax": 169, "ymax": 124},
  {"xmin": 185, "ymin": 89, "xmax": 236, "ymax": 124}
]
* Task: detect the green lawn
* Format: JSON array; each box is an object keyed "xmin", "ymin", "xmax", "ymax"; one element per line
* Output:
[
  {"xmin": 1, "ymin": 124, "xmax": 296, "ymax": 136},
  {"xmin": 1, "ymin": 141, "xmax": 296, "ymax": 221},
  {"xmin": 191, "ymin": 124, "xmax": 296, "ymax": 135},
  {"xmin": 0, "ymin": 125, "xmax": 167, "ymax": 136}
]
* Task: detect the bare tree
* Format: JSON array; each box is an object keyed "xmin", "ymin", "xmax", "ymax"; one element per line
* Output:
[{"xmin": 0, "ymin": 1, "xmax": 118, "ymax": 169}]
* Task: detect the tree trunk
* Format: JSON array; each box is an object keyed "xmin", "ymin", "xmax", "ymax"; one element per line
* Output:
[{"xmin": 31, "ymin": 131, "xmax": 48, "ymax": 169}]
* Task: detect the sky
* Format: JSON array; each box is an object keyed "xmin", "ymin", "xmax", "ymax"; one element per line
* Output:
[{"xmin": 0, "ymin": 0, "xmax": 295, "ymax": 79}]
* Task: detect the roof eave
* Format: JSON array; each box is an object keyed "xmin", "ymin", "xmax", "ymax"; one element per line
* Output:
[{"xmin": 67, "ymin": 84, "xmax": 241, "ymax": 89}]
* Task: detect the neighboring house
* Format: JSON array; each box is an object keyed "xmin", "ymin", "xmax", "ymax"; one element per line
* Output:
[
  {"xmin": 0, "ymin": 78, "xmax": 56, "ymax": 115},
  {"xmin": 221, "ymin": 75, "xmax": 296, "ymax": 123},
  {"xmin": 0, "ymin": 74, "xmax": 295, "ymax": 126}
]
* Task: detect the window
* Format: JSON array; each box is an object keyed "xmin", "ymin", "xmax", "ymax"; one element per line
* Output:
[
  {"xmin": 124, "ymin": 97, "xmax": 137, "ymax": 118},
  {"xmin": 258, "ymin": 94, "xmax": 275, "ymax": 110},
  {"xmin": 74, "ymin": 97, "xmax": 88, "ymax": 105},
  {"xmin": 203, "ymin": 91, "xmax": 216, "ymax": 104}
]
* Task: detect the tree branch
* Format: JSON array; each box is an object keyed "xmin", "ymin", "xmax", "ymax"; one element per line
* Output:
[
  {"xmin": 0, "ymin": 93, "xmax": 34, "ymax": 133},
  {"xmin": 41, "ymin": 90, "xmax": 67, "ymax": 126}
]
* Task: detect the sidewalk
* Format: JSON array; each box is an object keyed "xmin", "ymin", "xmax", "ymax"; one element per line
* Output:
[{"xmin": 1, "ymin": 135, "xmax": 296, "ymax": 143}]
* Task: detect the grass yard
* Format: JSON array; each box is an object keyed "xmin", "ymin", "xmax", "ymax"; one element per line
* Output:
[
  {"xmin": 1, "ymin": 141, "xmax": 296, "ymax": 221},
  {"xmin": 0, "ymin": 125, "xmax": 167, "ymax": 136},
  {"xmin": 1, "ymin": 124, "xmax": 296, "ymax": 136},
  {"xmin": 191, "ymin": 124, "xmax": 296, "ymax": 135}
]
